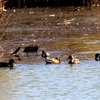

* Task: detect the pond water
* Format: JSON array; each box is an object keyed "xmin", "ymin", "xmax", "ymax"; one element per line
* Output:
[
  {"xmin": 0, "ymin": 60, "xmax": 100, "ymax": 100},
  {"xmin": 0, "ymin": 7, "xmax": 100, "ymax": 100}
]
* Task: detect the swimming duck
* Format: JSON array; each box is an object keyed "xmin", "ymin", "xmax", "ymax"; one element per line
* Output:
[
  {"xmin": 68, "ymin": 55, "xmax": 79, "ymax": 64},
  {"xmin": 11, "ymin": 47, "xmax": 21, "ymax": 60},
  {"xmin": 45, "ymin": 56, "xmax": 60, "ymax": 64},
  {"xmin": 95, "ymin": 53, "xmax": 100, "ymax": 61},
  {"xmin": 41, "ymin": 51, "xmax": 50, "ymax": 59},
  {"xmin": 0, "ymin": 59, "xmax": 15, "ymax": 69}
]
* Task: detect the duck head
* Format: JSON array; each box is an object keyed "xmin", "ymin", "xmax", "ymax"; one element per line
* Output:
[
  {"xmin": 95, "ymin": 53, "xmax": 100, "ymax": 61},
  {"xmin": 67, "ymin": 55, "xmax": 74, "ymax": 60},
  {"xmin": 9, "ymin": 59, "xmax": 15, "ymax": 64},
  {"xmin": 55, "ymin": 56, "xmax": 60, "ymax": 61}
]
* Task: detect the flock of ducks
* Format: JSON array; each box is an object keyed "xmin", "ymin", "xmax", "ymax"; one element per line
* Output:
[{"xmin": 0, "ymin": 44, "xmax": 99, "ymax": 69}]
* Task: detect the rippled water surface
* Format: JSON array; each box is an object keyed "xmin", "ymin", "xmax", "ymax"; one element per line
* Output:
[
  {"xmin": 1, "ymin": 7, "xmax": 100, "ymax": 100},
  {"xmin": 0, "ymin": 60, "xmax": 100, "ymax": 100}
]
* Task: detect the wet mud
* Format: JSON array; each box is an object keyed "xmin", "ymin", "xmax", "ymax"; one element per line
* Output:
[{"xmin": 0, "ymin": 6, "xmax": 100, "ymax": 64}]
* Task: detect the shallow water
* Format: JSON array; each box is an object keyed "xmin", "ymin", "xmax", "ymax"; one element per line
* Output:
[
  {"xmin": 0, "ymin": 7, "xmax": 100, "ymax": 100},
  {"xmin": 0, "ymin": 60, "xmax": 100, "ymax": 100}
]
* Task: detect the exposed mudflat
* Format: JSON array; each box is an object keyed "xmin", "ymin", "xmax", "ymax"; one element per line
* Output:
[{"xmin": 0, "ymin": 6, "xmax": 100, "ymax": 64}]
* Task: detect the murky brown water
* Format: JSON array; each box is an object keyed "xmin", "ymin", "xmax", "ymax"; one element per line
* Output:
[{"xmin": 0, "ymin": 6, "xmax": 100, "ymax": 100}]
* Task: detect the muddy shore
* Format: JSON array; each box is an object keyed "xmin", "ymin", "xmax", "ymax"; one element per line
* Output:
[{"xmin": 0, "ymin": 6, "xmax": 100, "ymax": 64}]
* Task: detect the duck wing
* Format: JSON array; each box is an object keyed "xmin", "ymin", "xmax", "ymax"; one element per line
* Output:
[
  {"xmin": 11, "ymin": 47, "xmax": 20, "ymax": 55},
  {"xmin": 45, "ymin": 58, "xmax": 54, "ymax": 64}
]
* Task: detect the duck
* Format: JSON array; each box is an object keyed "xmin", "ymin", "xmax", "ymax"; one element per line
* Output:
[
  {"xmin": 67, "ymin": 55, "xmax": 79, "ymax": 64},
  {"xmin": 11, "ymin": 47, "xmax": 21, "ymax": 60},
  {"xmin": 45, "ymin": 56, "xmax": 60, "ymax": 64},
  {"xmin": 23, "ymin": 45, "xmax": 39, "ymax": 55},
  {"xmin": 41, "ymin": 50, "xmax": 50, "ymax": 59},
  {"xmin": 95, "ymin": 53, "xmax": 100, "ymax": 61},
  {"xmin": 0, "ymin": 59, "xmax": 15, "ymax": 69}
]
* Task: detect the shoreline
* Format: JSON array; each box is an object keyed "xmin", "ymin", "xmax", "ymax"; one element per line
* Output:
[{"xmin": 0, "ymin": 7, "xmax": 100, "ymax": 64}]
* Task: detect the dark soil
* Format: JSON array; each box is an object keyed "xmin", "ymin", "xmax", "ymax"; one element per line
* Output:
[{"xmin": 0, "ymin": 6, "xmax": 100, "ymax": 64}]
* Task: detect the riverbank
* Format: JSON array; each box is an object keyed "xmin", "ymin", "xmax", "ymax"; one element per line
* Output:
[{"xmin": 0, "ymin": 6, "xmax": 100, "ymax": 64}]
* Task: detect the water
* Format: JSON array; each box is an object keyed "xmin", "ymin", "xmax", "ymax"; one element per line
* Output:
[{"xmin": 0, "ymin": 60, "xmax": 100, "ymax": 100}]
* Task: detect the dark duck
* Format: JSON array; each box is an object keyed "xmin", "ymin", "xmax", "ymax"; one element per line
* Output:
[
  {"xmin": 0, "ymin": 59, "xmax": 15, "ymax": 69},
  {"xmin": 95, "ymin": 53, "xmax": 100, "ymax": 61},
  {"xmin": 41, "ymin": 51, "xmax": 50, "ymax": 59},
  {"xmin": 23, "ymin": 45, "xmax": 39, "ymax": 56}
]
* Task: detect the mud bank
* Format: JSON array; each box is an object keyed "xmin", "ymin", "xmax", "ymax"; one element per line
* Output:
[{"xmin": 0, "ymin": 6, "xmax": 100, "ymax": 64}]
